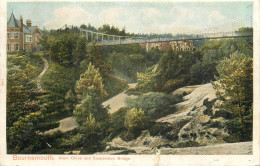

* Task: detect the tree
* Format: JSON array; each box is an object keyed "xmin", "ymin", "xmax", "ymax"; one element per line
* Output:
[
  {"xmin": 158, "ymin": 48, "xmax": 180, "ymax": 83},
  {"xmin": 75, "ymin": 62, "xmax": 107, "ymax": 99},
  {"xmin": 136, "ymin": 65, "xmax": 161, "ymax": 92},
  {"xmin": 7, "ymin": 111, "xmax": 43, "ymax": 153},
  {"xmin": 146, "ymin": 47, "xmax": 163, "ymax": 64},
  {"xmin": 235, "ymin": 27, "xmax": 253, "ymax": 36},
  {"xmin": 124, "ymin": 108, "xmax": 152, "ymax": 139},
  {"xmin": 79, "ymin": 113, "xmax": 104, "ymax": 153},
  {"xmin": 7, "ymin": 61, "xmax": 49, "ymax": 153},
  {"xmin": 64, "ymin": 90, "xmax": 77, "ymax": 115},
  {"xmin": 73, "ymin": 86, "xmax": 108, "ymax": 125},
  {"xmin": 84, "ymin": 42, "xmax": 113, "ymax": 78},
  {"xmin": 213, "ymin": 52, "xmax": 253, "ymax": 141}
]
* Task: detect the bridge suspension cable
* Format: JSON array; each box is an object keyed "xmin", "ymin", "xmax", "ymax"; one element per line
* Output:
[{"xmin": 62, "ymin": 17, "xmax": 252, "ymax": 46}]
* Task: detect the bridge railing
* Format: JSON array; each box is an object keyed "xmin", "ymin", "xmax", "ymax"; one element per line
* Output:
[{"xmin": 90, "ymin": 31, "xmax": 253, "ymax": 46}]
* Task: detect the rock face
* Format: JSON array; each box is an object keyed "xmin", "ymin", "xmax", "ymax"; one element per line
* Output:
[
  {"xmin": 157, "ymin": 83, "xmax": 229, "ymax": 145},
  {"xmin": 101, "ymin": 83, "xmax": 244, "ymax": 154}
]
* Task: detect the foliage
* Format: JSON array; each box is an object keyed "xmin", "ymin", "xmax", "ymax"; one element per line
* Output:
[
  {"xmin": 124, "ymin": 108, "xmax": 153, "ymax": 140},
  {"xmin": 155, "ymin": 49, "xmax": 198, "ymax": 92},
  {"xmin": 73, "ymin": 86, "xmax": 108, "ymax": 125},
  {"xmin": 190, "ymin": 59, "xmax": 217, "ymax": 84},
  {"xmin": 59, "ymin": 133, "xmax": 83, "ymax": 149},
  {"xmin": 189, "ymin": 37, "xmax": 253, "ymax": 84},
  {"xmin": 85, "ymin": 42, "xmax": 113, "ymax": 77},
  {"xmin": 161, "ymin": 78, "xmax": 187, "ymax": 93},
  {"xmin": 7, "ymin": 58, "xmax": 55, "ymax": 153},
  {"xmin": 235, "ymin": 27, "xmax": 253, "ymax": 36},
  {"xmin": 126, "ymin": 92, "xmax": 180, "ymax": 119},
  {"xmin": 148, "ymin": 122, "xmax": 173, "ymax": 137},
  {"xmin": 40, "ymin": 32, "xmax": 86, "ymax": 68},
  {"xmin": 42, "ymin": 62, "xmax": 75, "ymax": 95},
  {"xmin": 40, "ymin": 62, "xmax": 76, "ymax": 118},
  {"xmin": 98, "ymin": 24, "xmax": 128, "ymax": 36},
  {"xmin": 108, "ymin": 51, "xmax": 150, "ymax": 82},
  {"xmin": 135, "ymin": 65, "xmax": 161, "ymax": 93},
  {"xmin": 75, "ymin": 62, "xmax": 107, "ymax": 99},
  {"xmin": 7, "ymin": 111, "xmax": 44, "ymax": 153},
  {"xmin": 64, "ymin": 90, "xmax": 77, "ymax": 115},
  {"xmin": 213, "ymin": 52, "xmax": 253, "ymax": 141},
  {"xmin": 105, "ymin": 107, "xmax": 128, "ymax": 140},
  {"xmin": 103, "ymin": 74, "xmax": 129, "ymax": 100},
  {"xmin": 158, "ymin": 48, "xmax": 180, "ymax": 83},
  {"xmin": 146, "ymin": 47, "xmax": 163, "ymax": 64},
  {"xmin": 79, "ymin": 114, "xmax": 105, "ymax": 153}
]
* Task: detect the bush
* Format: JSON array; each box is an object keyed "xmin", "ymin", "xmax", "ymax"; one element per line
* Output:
[
  {"xmin": 162, "ymin": 78, "xmax": 186, "ymax": 93},
  {"xmin": 126, "ymin": 92, "xmax": 180, "ymax": 119},
  {"xmin": 148, "ymin": 122, "xmax": 172, "ymax": 137},
  {"xmin": 174, "ymin": 141, "xmax": 199, "ymax": 148},
  {"xmin": 124, "ymin": 108, "xmax": 153, "ymax": 140}
]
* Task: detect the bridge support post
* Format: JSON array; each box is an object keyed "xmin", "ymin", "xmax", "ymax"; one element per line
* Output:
[
  {"xmin": 113, "ymin": 36, "xmax": 115, "ymax": 44},
  {"xmin": 91, "ymin": 32, "xmax": 93, "ymax": 42},
  {"xmin": 97, "ymin": 33, "xmax": 99, "ymax": 42},
  {"xmin": 102, "ymin": 34, "xmax": 104, "ymax": 45},
  {"xmin": 86, "ymin": 31, "xmax": 88, "ymax": 42}
]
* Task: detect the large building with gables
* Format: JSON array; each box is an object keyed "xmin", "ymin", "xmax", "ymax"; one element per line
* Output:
[{"xmin": 7, "ymin": 12, "xmax": 43, "ymax": 52}]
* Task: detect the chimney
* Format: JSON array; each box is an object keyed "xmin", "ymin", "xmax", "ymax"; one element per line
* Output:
[
  {"xmin": 26, "ymin": 19, "xmax": 32, "ymax": 27},
  {"xmin": 20, "ymin": 16, "xmax": 23, "ymax": 32}
]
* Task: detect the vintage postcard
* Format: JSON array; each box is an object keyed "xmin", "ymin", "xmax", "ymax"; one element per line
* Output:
[{"xmin": 0, "ymin": 0, "xmax": 259, "ymax": 165}]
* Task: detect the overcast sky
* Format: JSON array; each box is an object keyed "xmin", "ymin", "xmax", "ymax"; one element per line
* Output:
[{"xmin": 7, "ymin": 2, "xmax": 253, "ymax": 34}]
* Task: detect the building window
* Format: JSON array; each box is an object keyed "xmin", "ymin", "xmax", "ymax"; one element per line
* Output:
[
  {"xmin": 15, "ymin": 33, "xmax": 19, "ymax": 39},
  {"xmin": 11, "ymin": 32, "xmax": 14, "ymax": 39},
  {"xmin": 7, "ymin": 44, "xmax": 9, "ymax": 51},
  {"xmin": 11, "ymin": 43, "xmax": 14, "ymax": 51},
  {"xmin": 26, "ymin": 35, "xmax": 32, "ymax": 42},
  {"xmin": 16, "ymin": 43, "xmax": 19, "ymax": 50},
  {"xmin": 7, "ymin": 33, "xmax": 9, "ymax": 39}
]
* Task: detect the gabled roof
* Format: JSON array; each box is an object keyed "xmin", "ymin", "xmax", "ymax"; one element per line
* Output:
[
  {"xmin": 7, "ymin": 12, "xmax": 43, "ymax": 35},
  {"xmin": 7, "ymin": 12, "xmax": 20, "ymax": 28}
]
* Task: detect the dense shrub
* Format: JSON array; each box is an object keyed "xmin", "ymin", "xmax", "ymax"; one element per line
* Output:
[
  {"xmin": 124, "ymin": 108, "xmax": 153, "ymax": 140},
  {"xmin": 126, "ymin": 92, "xmax": 181, "ymax": 119},
  {"xmin": 148, "ymin": 122, "xmax": 173, "ymax": 137},
  {"xmin": 161, "ymin": 78, "xmax": 186, "ymax": 93}
]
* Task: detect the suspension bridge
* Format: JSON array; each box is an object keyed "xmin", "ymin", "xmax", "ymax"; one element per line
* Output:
[{"xmin": 63, "ymin": 17, "xmax": 253, "ymax": 46}]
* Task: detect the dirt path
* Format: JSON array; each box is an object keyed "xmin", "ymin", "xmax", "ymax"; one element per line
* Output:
[
  {"xmin": 37, "ymin": 53, "xmax": 49, "ymax": 90},
  {"xmin": 44, "ymin": 117, "xmax": 78, "ymax": 135},
  {"xmin": 103, "ymin": 83, "xmax": 137, "ymax": 114}
]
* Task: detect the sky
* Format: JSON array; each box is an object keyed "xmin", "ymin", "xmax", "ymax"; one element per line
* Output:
[{"xmin": 7, "ymin": 1, "xmax": 253, "ymax": 34}]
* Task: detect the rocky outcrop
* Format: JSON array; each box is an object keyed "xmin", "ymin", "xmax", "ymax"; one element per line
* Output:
[
  {"xmin": 101, "ymin": 83, "xmax": 243, "ymax": 154},
  {"xmin": 157, "ymin": 83, "xmax": 229, "ymax": 145}
]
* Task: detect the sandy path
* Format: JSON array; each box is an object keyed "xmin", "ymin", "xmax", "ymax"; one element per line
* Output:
[
  {"xmin": 37, "ymin": 54, "xmax": 49, "ymax": 90},
  {"xmin": 44, "ymin": 117, "xmax": 78, "ymax": 135},
  {"xmin": 103, "ymin": 83, "xmax": 137, "ymax": 114}
]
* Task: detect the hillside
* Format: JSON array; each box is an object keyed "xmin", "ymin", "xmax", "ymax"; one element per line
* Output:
[{"xmin": 100, "ymin": 83, "xmax": 251, "ymax": 155}]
